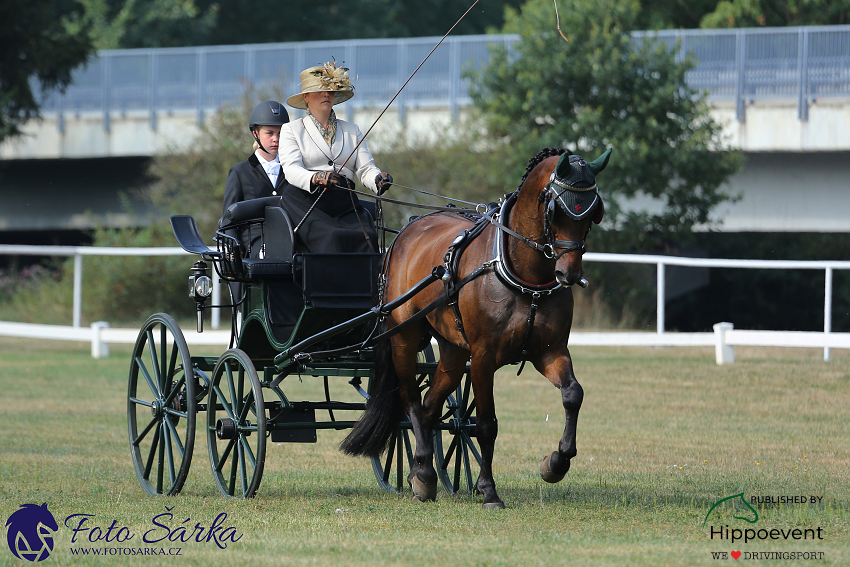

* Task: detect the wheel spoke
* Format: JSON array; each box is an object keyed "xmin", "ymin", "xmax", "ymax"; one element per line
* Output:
[
  {"xmin": 461, "ymin": 433, "xmax": 473, "ymax": 492},
  {"xmin": 129, "ymin": 397, "xmax": 154, "ymax": 408},
  {"xmin": 167, "ymin": 339, "xmax": 179, "ymax": 387},
  {"xmin": 228, "ymin": 439, "xmax": 239, "ymax": 495},
  {"xmin": 396, "ymin": 430, "xmax": 404, "ymax": 491},
  {"xmin": 132, "ymin": 415, "xmax": 158, "ymax": 446},
  {"xmin": 237, "ymin": 391, "xmax": 255, "ymax": 423},
  {"xmin": 225, "ymin": 364, "xmax": 238, "ymax": 414},
  {"xmin": 143, "ymin": 422, "xmax": 162, "ymax": 479},
  {"xmin": 146, "ymin": 329, "xmax": 161, "ymax": 393},
  {"xmin": 162, "ymin": 374, "xmax": 185, "ymax": 407},
  {"xmin": 156, "ymin": 426, "xmax": 165, "ymax": 493},
  {"xmin": 453, "ymin": 434, "xmax": 463, "ymax": 491},
  {"xmin": 240, "ymin": 434, "xmax": 257, "ymax": 469},
  {"xmin": 215, "ymin": 438, "xmax": 236, "ymax": 472},
  {"xmin": 136, "ymin": 357, "xmax": 160, "ymax": 399},
  {"xmin": 464, "ymin": 432, "xmax": 482, "ymax": 463},
  {"xmin": 382, "ymin": 431, "xmax": 397, "ymax": 484},
  {"xmin": 163, "ymin": 415, "xmax": 185, "ymax": 459},
  {"xmin": 442, "ymin": 433, "xmax": 459, "ymax": 465},
  {"xmin": 164, "ymin": 419, "xmax": 176, "ymax": 488},
  {"xmin": 159, "ymin": 324, "xmax": 168, "ymax": 393},
  {"xmin": 239, "ymin": 439, "xmax": 249, "ymax": 496},
  {"xmin": 163, "ymin": 407, "xmax": 189, "ymax": 420},
  {"xmin": 402, "ymin": 430, "xmax": 414, "ymax": 464},
  {"xmin": 212, "ymin": 384, "xmax": 237, "ymax": 421}
]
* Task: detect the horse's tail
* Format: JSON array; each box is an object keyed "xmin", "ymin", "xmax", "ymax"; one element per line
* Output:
[{"xmin": 339, "ymin": 325, "xmax": 404, "ymax": 457}]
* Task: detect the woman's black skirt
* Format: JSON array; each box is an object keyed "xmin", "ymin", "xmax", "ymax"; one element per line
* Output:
[{"xmin": 279, "ymin": 181, "xmax": 378, "ymax": 254}]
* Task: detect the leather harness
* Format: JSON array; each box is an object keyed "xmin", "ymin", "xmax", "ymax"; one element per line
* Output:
[{"xmin": 438, "ymin": 189, "xmax": 593, "ymax": 371}]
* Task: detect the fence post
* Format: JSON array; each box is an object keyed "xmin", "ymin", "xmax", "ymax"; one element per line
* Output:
[
  {"xmin": 91, "ymin": 321, "xmax": 110, "ymax": 358},
  {"xmin": 657, "ymin": 262, "xmax": 665, "ymax": 334},
  {"xmin": 714, "ymin": 322, "xmax": 735, "ymax": 364},
  {"xmin": 824, "ymin": 266, "xmax": 833, "ymax": 362},
  {"xmin": 73, "ymin": 253, "xmax": 83, "ymax": 328}
]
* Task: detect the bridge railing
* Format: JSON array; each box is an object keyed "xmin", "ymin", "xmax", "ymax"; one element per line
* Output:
[
  {"xmin": 37, "ymin": 26, "xmax": 850, "ymax": 131},
  {"xmin": 1, "ymin": 245, "xmax": 848, "ymax": 361}
]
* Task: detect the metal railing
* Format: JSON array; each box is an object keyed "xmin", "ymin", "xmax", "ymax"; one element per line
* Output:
[
  {"xmin": 38, "ymin": 26, "xmax": 850, "ymax": 131},
  {"xmin": 2, "ymin": 245, "xmax": 849, "ymax": 361},
  {"xmin": 633, "ymin": 25, "xmax": 850, "ymax": 120}
]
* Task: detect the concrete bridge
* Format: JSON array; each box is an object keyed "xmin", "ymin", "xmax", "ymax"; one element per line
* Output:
[{"xmin": 1, "ymin": 27, "xmax": 849, "ymax": 234}]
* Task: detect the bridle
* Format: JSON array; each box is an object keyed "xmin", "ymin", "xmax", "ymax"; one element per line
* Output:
[
  {"xmin": 538, "ymin": 189, "xmax": 592, "ymax": 260},
  {"xmin": 491, "ymin": 186, "xmax": 594, "ymax": 263}
]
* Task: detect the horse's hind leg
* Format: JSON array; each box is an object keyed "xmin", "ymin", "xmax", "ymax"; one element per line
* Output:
[
  {"xmin": 468, "ymin": 354, "xmax": 505, "ymax": 509},
  {"xmin": 537, "ymin": 349, "xmax": 583, "ymax": 483},
  {"xmin": 391, "ymin": 329, "xmax": 440, "ymax": 501}
]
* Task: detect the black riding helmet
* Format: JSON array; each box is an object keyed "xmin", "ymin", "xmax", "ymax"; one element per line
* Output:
[{"xmin": 249, "ymin": 100, "xmax": 289, "ymax": 154}]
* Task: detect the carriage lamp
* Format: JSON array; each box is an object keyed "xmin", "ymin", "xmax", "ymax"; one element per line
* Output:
[{"xmin": 188, "ymin": 260, "xmax": 212, "ymax": 332}]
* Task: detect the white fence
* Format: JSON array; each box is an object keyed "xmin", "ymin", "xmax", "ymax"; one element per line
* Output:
[{"xmin": 1, "ymin": 245, "xmax": 849, "ymax": 362}]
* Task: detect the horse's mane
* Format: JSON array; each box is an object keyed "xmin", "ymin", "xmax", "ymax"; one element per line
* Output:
[{"xmin": 516, "ymin": 147, "xmax": 571, "ymax": 192}]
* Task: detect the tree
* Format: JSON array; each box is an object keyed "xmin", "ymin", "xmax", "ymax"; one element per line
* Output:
[
  {"xmin": 637, "ymin": 0, "xmax": 722, "ymax": 30},
  {"xmin": 195, "ymin": 0, "xmax": 525, "ymax": 46},
  {"xmin": 700, "ymin": 0, "xmax": 850, "ymax": 28},
  {"xmin": 467, "ymin": 0, "xmax": 744, "ymax": 251},
  {"xmin": 0, "ymin": 0, "xmax": 93, "ymax": 143},
  {"xmin": 62, "ymin": 0, "xmax": 219, "ymax": 50}
]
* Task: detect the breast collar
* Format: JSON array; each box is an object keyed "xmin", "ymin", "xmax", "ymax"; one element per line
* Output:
[{"xmin": 492, "ymin": 194, "xmax": 563, "ymax": 296}]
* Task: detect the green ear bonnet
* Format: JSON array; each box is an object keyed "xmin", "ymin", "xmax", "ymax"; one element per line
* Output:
[{"xmin": 548, "ymin": 148, "xmax": 612, "ymax": 220}]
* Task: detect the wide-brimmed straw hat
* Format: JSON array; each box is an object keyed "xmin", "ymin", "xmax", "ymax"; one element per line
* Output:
[{"xmin": 286, "ymin": 62, "xmax": 354, "ymax": 110}]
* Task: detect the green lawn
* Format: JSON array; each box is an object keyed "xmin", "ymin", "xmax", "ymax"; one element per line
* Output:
[{"xmin": 1, "ymin": 337, "xmax": 847, "ymax": 566}]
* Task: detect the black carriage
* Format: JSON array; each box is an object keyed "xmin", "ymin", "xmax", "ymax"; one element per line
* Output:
[{"xmin": 127, "ymin": 196, "xmax": 481, "ymax": 498}]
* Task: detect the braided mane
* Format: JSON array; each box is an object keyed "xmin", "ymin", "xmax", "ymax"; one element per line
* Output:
[{"xmin": 516, "ymin": 147, "xmax": 571, "ymax": 192}]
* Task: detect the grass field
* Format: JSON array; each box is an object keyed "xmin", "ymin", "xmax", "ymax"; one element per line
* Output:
[{"xmin": 1, "ymin": 336, "xmax": 848, "ymax": 566}]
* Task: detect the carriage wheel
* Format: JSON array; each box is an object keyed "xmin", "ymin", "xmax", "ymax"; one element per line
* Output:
[
  {"xmin": 206, "ymin": 349, "xmax": 266, "ymax": 498},
  {"xmin": 128, "ymin": 313, "xmax": 196, "ymax": 496},
  {"xmin": 370, "ymin": 344, "xmax": 433, "ymax": 493},
  {"xmin": 434, "ymin": 371, "xmax": 482, "ymax": 495}
]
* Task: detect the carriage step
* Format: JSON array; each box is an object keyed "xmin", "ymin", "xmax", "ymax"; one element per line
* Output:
[{"xmin": 270, "ymin": 408, "xmax": 317, "ymax": 443}]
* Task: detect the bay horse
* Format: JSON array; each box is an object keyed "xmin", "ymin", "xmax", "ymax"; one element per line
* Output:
[{"xmin": 341, "ymin": 147, "xmax": 611, "ymax": 508}]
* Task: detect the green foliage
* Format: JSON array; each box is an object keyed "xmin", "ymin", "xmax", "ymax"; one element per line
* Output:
[
  {"xmin": 195, "ymin": 0, "xmax": 525, "ymax": 46},
  {"xmin": 469, "ymin": 0, "xmax": 744, "ymax": 252},
  {"xmin": 0, "ymin": 0, "xmax": 93, "ymax": 143},
  {"xmin": 63, "ymin": 0, "xmax": 219, "ymax": 49},
  {"xmin": 636, "ymin": 0, "xmax": 723, "ymax": 29},
  {"xmin": 700, "ymin": 0, "xmax": 850, "ymax": 28}
]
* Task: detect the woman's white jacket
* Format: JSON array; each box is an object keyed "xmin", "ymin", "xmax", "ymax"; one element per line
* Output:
[{"xmin": 279, "ymin": 116, "xmax": 381, "ymax": 193}]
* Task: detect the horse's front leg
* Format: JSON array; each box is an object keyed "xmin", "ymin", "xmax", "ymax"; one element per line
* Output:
[{"xmin": 537, "ymin": 348, "xmax": 583, "ymax": 483}]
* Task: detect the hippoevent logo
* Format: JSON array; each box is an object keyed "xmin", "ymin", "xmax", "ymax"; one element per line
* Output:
[
  {"xmin": 5, "ymin": 503, "xmax": 58, "ymax": 562},
  {"xmin": 5, "ymin": 504, "xmax": 243, "ymax": 561},
  {"xmin": 704, "ymin": 492, "xmax": 826, "ymax": 561}
]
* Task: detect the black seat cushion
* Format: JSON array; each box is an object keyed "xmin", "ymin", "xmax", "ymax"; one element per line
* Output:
[{"xmin": 241, "ymin": 259, "xmax": 293, "ymax": 279}]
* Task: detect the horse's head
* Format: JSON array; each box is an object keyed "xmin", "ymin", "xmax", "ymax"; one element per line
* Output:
[{"xmin": 539, "ymin": 148, "xmax": 610, "ymax": 287}]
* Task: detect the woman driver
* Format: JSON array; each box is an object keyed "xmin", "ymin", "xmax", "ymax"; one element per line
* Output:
[{"xmin": 278, "ymin": 62, "xmax": 392, "ymax": 253}]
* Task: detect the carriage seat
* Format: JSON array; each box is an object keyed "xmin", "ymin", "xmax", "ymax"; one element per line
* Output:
[{"xmin": 217, "ymin": 198, "xmax": 296, "ymax": 280}]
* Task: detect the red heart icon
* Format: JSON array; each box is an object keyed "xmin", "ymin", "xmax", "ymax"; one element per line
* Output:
[{"xmin": 731, "ymin": 551, "xmax": 741, "ymax": 559}]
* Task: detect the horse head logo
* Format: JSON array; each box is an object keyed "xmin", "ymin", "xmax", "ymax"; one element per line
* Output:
[
  {"xmin": 703, "ymin": 492, "xmax": 759, "ymax": 527},
  {"xmin": 5, "ymin": 503, "xmax": 58, "ymax": 562}
]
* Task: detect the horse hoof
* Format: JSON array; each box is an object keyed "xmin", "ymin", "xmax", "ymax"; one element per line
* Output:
[
  {"xmin": 410, "ymin": 474, "xmax": 437, "ymax": 502},
  {"xmin": 482, "ymin": 501, "xmax": 506, "ymax": 510},
  {"xmin": 540, "ymin": 453, "xmax": 567, "ymax": 484}
]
